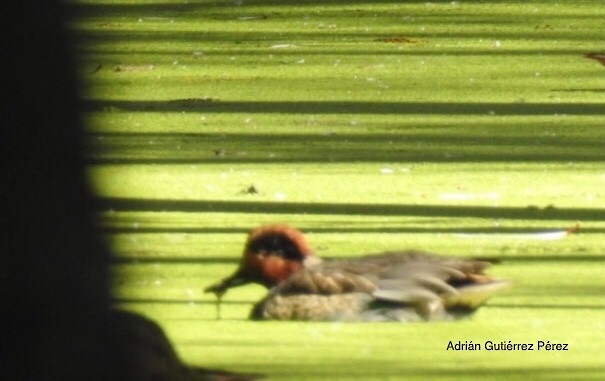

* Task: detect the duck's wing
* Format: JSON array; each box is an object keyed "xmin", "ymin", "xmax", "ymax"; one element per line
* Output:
[
  {"xmin": 302, "ymin": 251, "xmax": 509, "ymax": 320},
  {"xmin": 272, "ymin": 265, "xmax": 378, "ymax": 295},
  {"xmin": 363, "ymin": 252, "xmax": 509, "ymax": 319}
]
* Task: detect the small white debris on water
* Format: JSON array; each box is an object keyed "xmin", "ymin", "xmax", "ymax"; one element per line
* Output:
[
  {"xmin": 454, "ymin": 230, "xmax": 570, "ymax": 241},
  {"xmin": 270, "ymin": 44, "xmax": 297, "ymax": 49},
  {"xmin": 380, "ymin": 168, "xmax": 394, "ymax": 174},
  {"xmin": 275, "ymin": 192, "xmax": 286, "ymax": 200},
  {"xmin": 493, "ymin": 40, "xmax": 501, "ymax": 48}
]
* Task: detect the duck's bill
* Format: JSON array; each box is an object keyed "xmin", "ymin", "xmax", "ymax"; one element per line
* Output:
[{"xmin": 204, "ymin": 272, "xmax": 250, "ymax": 297}]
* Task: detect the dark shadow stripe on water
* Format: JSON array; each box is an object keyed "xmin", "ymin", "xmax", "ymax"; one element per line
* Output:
[
  {"xmin": 97, "ymin": 197, "xmax": 605, "ymax": 221},
  {"xmin": 83, "ymin": 99, "xmax": 605, "ymax": 116},
  {"xmin": 100, "ymin": 226, "xmax": 605, "ymax": 235}
]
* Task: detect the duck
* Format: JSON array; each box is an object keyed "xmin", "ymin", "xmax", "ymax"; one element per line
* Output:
[{"xmin": 205, "ymin": 225, "xmax": 509, "ymax": 322}]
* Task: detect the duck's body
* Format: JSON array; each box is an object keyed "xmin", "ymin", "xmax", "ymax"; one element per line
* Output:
[
  {"xmin": 251, "ymin": 251, "xmax": 507, "ymax": 322},
  {"xmin": 205, "ymin": 225, "xmax": 508, "ymax": 322}
]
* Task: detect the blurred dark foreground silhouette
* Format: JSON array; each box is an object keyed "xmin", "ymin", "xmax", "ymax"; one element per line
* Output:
[
  {"xmin": 2, "ymin": 1, "xmax": 112, "ymax": 379},
  {"xmin": 1, "ymin": 2, "xmax": 257, "ymax": 380},
  {"xmin": 110, "ymin": 310, "xmax": 259, "ymax": 381}
]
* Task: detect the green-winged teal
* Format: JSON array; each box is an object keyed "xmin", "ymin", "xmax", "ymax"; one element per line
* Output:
[{"xmin": 205, "ymin": 225, "xmax": 508, "ymax": 322}]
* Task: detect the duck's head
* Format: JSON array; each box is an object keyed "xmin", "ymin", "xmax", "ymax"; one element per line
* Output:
[{"xmin": 204, "ymin": 225, "xmax": 314, "ymax": 298}]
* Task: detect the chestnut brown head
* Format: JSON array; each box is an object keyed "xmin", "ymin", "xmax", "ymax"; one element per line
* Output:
[{"xmin": 204, "ymin": 225, "xmax": 313, "ymax": 297}]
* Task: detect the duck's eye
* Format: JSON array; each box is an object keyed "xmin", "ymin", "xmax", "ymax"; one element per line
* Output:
[{"xmin": 249, "ymin": 233, "xmax": 304, "ymax": 260}]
